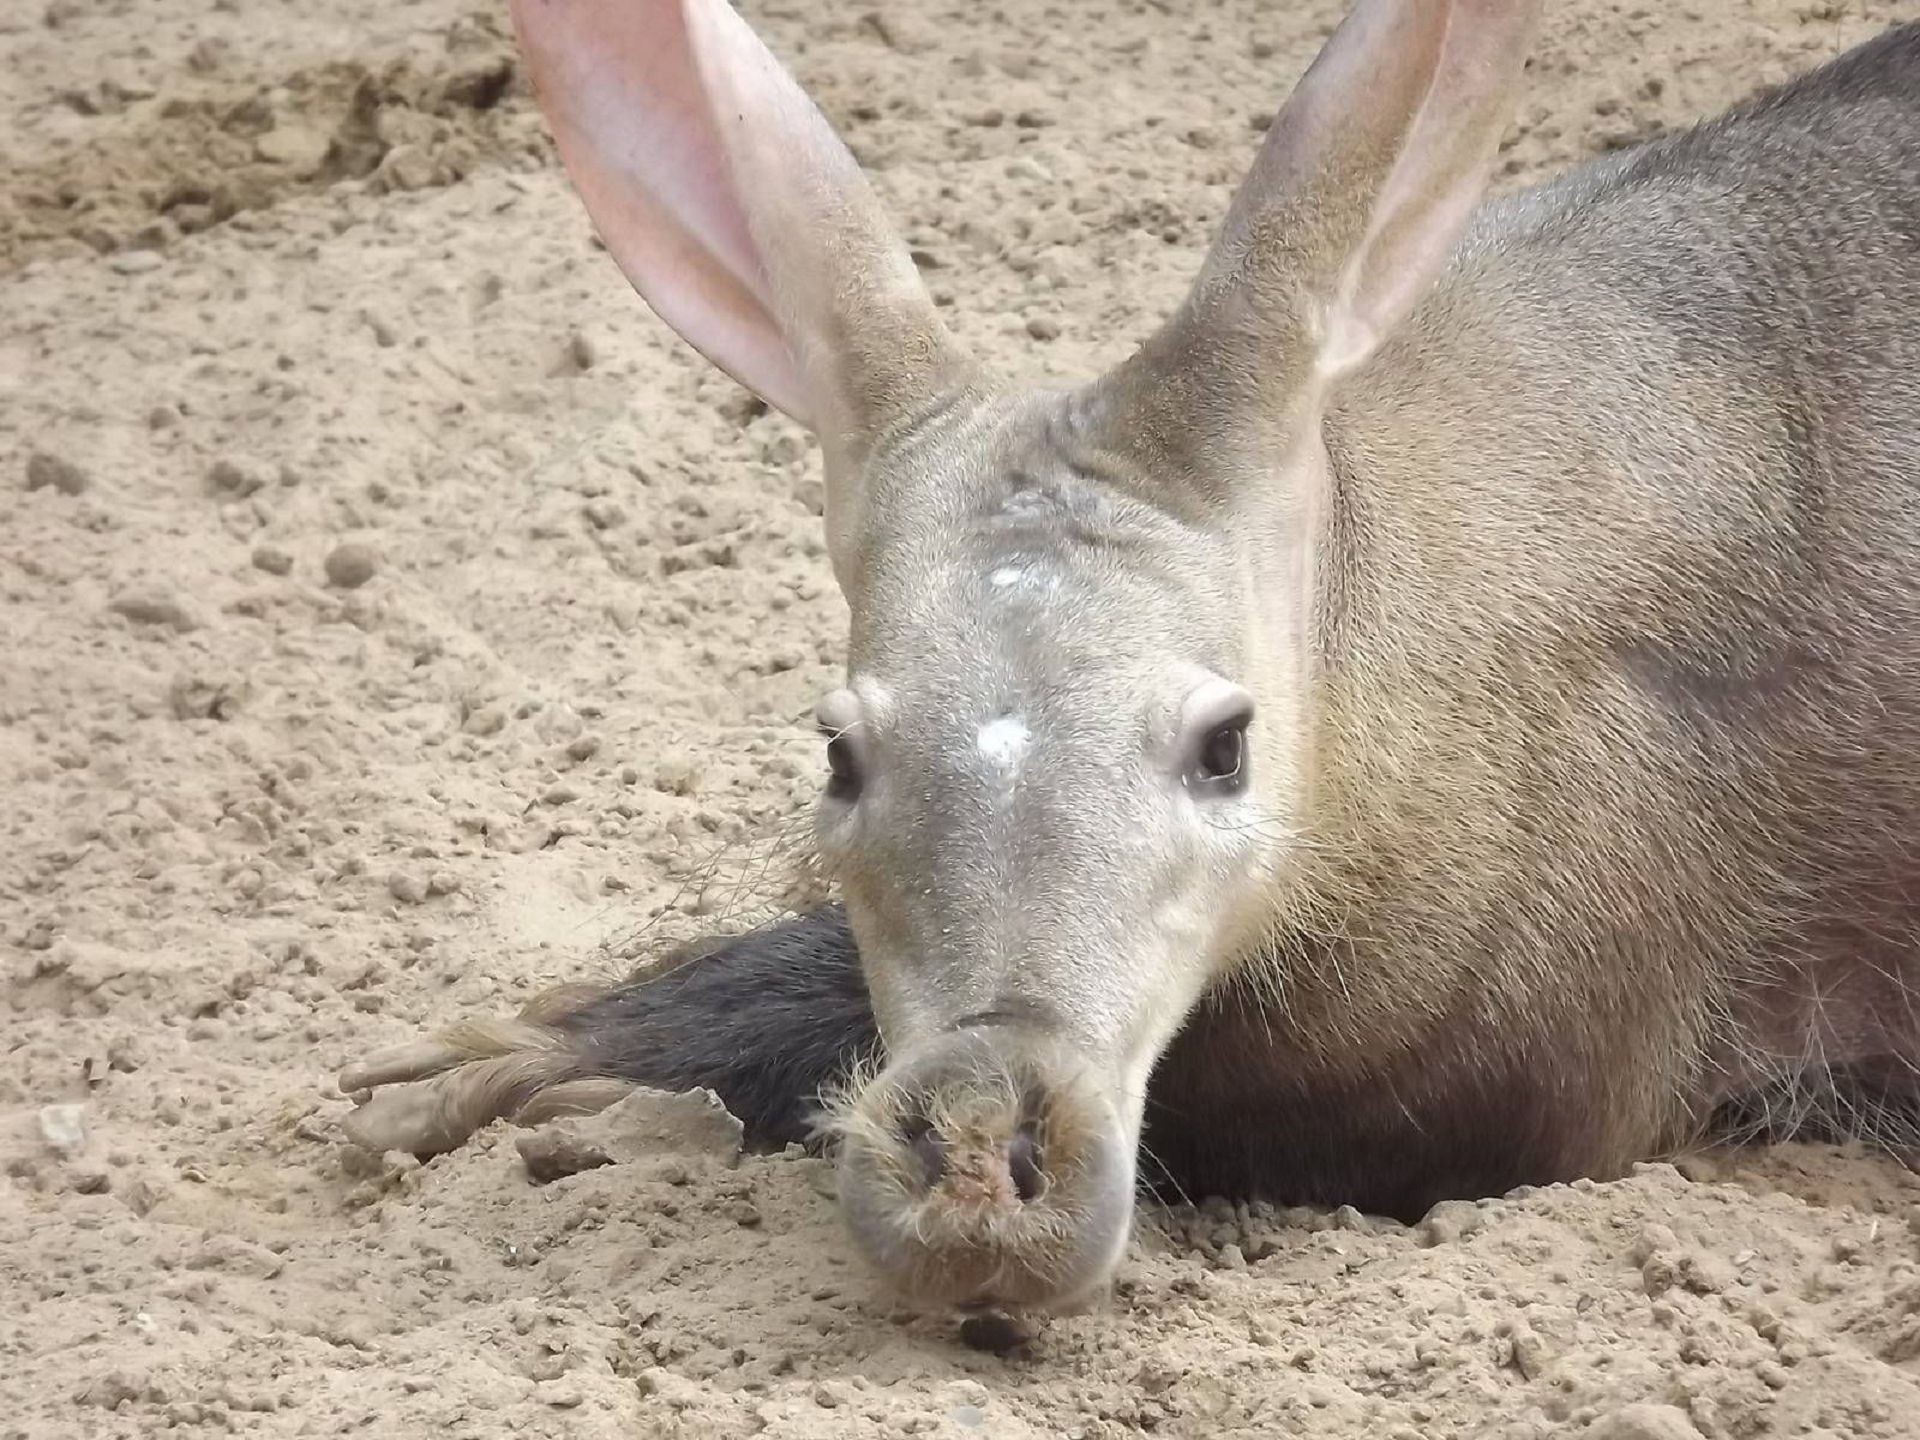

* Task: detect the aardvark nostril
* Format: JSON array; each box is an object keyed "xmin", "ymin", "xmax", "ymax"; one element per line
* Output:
[
  {"xmin": 833, "ymin": 1048, "xmax": 1130, "ymax": 1310},
  {"xmin": 904, "ymin": 1116, "xmax": 947, "ymax": 1187},
  {"xmin": 1007, "ymin": 1125, "xmax": 1046, "ymax": 1202}
]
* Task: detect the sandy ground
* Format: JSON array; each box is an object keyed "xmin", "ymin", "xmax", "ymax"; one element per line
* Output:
[{"xmin": 4, "ymin": 0, "xmax": 1920, "ymax": 1435}]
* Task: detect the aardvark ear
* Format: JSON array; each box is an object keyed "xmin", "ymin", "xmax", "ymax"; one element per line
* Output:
[
  {"xmin": 1095, "ymin": 0, "xmax": 1539, "ymax": 507},
  {"xmin": 511, "ymin": 0, "xmax": 971, "ymax": 464}
]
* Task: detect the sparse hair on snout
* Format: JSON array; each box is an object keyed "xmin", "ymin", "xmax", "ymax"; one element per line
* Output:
[
  {"xmin": 814, "ymin": 1033, "xmax": 1128, "ymax": 1311},
  {"xmin": 342, "ymin": 0, "xmax": 1920, "ymax": 1322}
]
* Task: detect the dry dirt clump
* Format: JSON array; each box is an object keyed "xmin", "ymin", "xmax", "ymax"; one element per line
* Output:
[
  {"xmin": 3, "ymin": 0, "xmax": 1918, "ymax": 1437},
  {"xmin": 1, "ymin": 8, "xmax": 537, "ymax": 270}
]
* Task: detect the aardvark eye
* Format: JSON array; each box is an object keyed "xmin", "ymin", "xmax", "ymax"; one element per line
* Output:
[
  {"xmin": 824, "ymin": 728, "xmax": 862, "ymax": 801},
  {"xmin": 1187, "ymin": 708, "xmax": 1251, "ymax": 796}
]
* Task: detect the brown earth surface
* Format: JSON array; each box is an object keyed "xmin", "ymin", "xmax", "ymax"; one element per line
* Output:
[{"xmin": 4, "ymin": 0, "xmax": 1918, "ymax": 1436}]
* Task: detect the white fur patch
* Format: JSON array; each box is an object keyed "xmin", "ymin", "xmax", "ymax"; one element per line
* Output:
[
  {"xmin": 976, "ymin": 716, "xmax": 1030, "ymax": 775},
  {"xmin": 987, "ymin": 565, "xmax": 1062, "ymax": 595}
]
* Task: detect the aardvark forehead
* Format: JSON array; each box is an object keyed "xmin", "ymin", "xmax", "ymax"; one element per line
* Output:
[
  {"xmin": 848, "ymin": 399, "xmax": 1234, "ymax": 641},
  {"xmin": 851, "ymin": 523, "xmax": 1234, "ymax": 712}
]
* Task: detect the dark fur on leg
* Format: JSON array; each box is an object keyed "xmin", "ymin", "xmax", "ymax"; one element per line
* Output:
[
  {"xmin": 555, "ymin": 906, "xmax": 876, "ymax": 1147},
  {"xmin": 338, "ymin": 906, "xmax": 877, "ymax": 1156}
]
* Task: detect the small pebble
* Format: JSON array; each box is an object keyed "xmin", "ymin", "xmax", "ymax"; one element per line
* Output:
[
  {"xmin": 169, "ymin": 673, "xmax": 246, "ymax": 721},
  {"xmin": 1332, "ymin": 1204, "xmax": 1392, "ymax": 1235},
  {"xmin": 119, "ymin": 1175, "xmax": 163, "ymax": 1216},
  {"xmin": 652, "ymin": 758, "xmax": 700, "ymax": 796},
  {"xmin": 324, "ymin": 542, "xmax": 378, "ymax": 589},
  {"xmin": 109, "ymin": 249, "xmax": 164, "ymax": 275},
  {"xmin": 208, "ymin": 458, "xmax": 267, "ymax": 497},
  {"xmin": 25, "ymin": 450, "xmax": 89, "ymax": 495},
  {"xmin": 387, "ymin": 871, "xmax": 428, "ymax": 905},
  {"xmin": 582, "ymin": 499, "xmax": 624, "ymax": 530},
  {"xmin": 251, "ymin": 544, "xmax": 294, "ymax": 576},
  {"xmin": 108, "ymin": 585, "xmax": 199, "ymax": 632},
  {"xmin": 39, "ymin": 1104, "xmax": 89, "ymax": 1157},
  {"xmin": 1630, "ymin": 1223, "xmax": 1679, "ymax": 1265},
  {"xmin": 1025, "ymin": 315, "xmax": 1061, "ymax": 341},
  {"xmin": 1416, "ymin": 1198, "xmax": 1486, "ymax": 1246},
  {"xmin": 515, "ymin": 1129, "xmax": 614, "ymax": 1185},
  {"xmin": 462, "ymin": 704, "xmax": 507, "ymax": 737},
  {"xmin": 1507, "ymin": 1323, "xmax": 1551, "ymax": 1380},
  {"xmin": 531, "ymin": 1381, "xmax": 584, "ymax": 1409}
]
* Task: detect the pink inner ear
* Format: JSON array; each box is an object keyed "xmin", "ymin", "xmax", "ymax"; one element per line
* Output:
[
  {"xmin": 1331, "ymin": 0, "xmax": 1542, "ymax": 365},
  {"xmin": 510, "ymin": 0, "xmax": 814, "ymax": 423},
  {"xmin": 1193, "ymin": 0, "xmax": 1537, "ymax": 380}
]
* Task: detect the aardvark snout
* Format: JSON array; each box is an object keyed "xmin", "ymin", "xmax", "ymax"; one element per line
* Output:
[{"xmin": 825, "ymin": 1027, "xmax": 1136, "ymax": 1314}]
